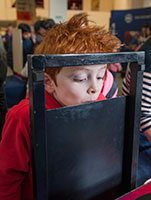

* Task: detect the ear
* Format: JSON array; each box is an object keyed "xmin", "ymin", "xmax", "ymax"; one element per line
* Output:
[{"xmin": 44, "ymin": 73, "xmax": 55, "ymax": 94}]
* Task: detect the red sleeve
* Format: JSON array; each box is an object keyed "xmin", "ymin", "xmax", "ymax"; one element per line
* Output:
[{"xmin": 0, "ymin": 102, "xmax": 31, "ymax": 200}]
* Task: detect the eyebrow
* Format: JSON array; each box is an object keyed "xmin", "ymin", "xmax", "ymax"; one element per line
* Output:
[{"xmin": 67, "ymin": 65, "xmax": 106, "ymax": 72}]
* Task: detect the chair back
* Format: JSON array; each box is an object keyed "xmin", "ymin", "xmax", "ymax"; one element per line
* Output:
[{"xmin": 28, "ymin": 52, "xmax": 144, "ymax": 200}]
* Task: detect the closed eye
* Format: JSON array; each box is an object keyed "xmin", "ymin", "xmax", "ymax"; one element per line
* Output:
[
  {"xmin": 97, "ymin": 77, "xmax": 103, "ymax": 80},
  {"xmin": 73, "ymin": 78, "xmax": 87, "ymax": 82}
]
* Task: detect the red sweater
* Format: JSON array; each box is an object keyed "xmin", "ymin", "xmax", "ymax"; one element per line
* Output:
[{"xmin": 0, "ymin": 92, "xmax": 106, "ymax": 200}]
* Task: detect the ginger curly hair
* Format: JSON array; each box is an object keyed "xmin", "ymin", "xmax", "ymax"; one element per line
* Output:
[{"xmin": 35, "ymin": 14, "xmax": 121, "ymax": 83}]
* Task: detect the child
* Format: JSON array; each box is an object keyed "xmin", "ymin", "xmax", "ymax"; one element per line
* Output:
[
  {"xmin": 0, "ymin": 14, "xmax": 121, "ymax": 200},
  {"xmin": 7, "ymin": 23, "xmax": 34, "ymax": 71}
]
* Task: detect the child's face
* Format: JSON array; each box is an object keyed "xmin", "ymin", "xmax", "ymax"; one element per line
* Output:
[
  {"xmin": 22, "ymin": 32, "xmax": 31, "ymax": 39},
  {"xmin": 46, "ymin": 64, "xmax": 106, "ymax": 106}
]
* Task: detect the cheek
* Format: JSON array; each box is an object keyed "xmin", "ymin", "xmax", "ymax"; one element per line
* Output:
[
  {"xmin": 100, "ymin": 79, "xmax": 104, "ymax": 88},
  {"xmin": 65, "ymin": 84, "xmax": 84, "ymax": 97},
  {"xmin": 58, "ymin": 83, "xmax": 85, "ymax": 101}
]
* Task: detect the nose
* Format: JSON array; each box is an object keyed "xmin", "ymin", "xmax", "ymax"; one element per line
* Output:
[
  {"xmin": 87, "ymin": 81, "xmax": 99, "ymax": 94},
  {"xmin": 87, "ymin": 87, "xmax": 97, "ymax": 94}
]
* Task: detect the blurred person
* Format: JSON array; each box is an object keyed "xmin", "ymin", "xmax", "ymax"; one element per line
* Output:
[
  {"xmin": 70, "ymin": 2, "xmax": 79, "ymax": 10},
  {"xmin": 0, "ymin": 34, "xmax": 7, "ymax": 64},
  {"xmin": 42, "ymin": 19, "xmax": 55, "ymax": 30},
  {"xmin": 34, "ymin": 19, "xmax": 55, "ymax": 46},
  {"xmin": 20, "ymin": 19, "xmax": 56, "ymax": 77},
  {"xmin": 7, "ymin": 23, "xmax": 34, "ymax": 71},
  {"xmin": 135, "ymin": 25, "xmax": 151, "ymax": 51},
  {"xmin": 34, "ymin": 20, "xmax": 46, "ymax": 45},
  {"xmin": 145, "ymin": 25, "xmax": 151, "ymax": 38},
  {"xmin": 141, "ymin": 24, "xmax": 147, "ymax": 39},
  {"xmin": 2, "ymin": 24, "xmax": 13, "ymax": 52},
  {"xmin": 21, "ymin": 15, "xmax": 87, "ymax": 78},
  {"xmin": 0, "ymin": 57, "xmax": 7, "ymax": 139},
  {"xmin": 0, "ymin": 34, "xmax": 7, "ymax": 139},
  {"xmin": 124, "ymin": 31, "xmax": 139, "ymax": 51}
]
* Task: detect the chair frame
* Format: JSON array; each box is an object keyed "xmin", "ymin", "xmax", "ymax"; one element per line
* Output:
[{"xmin": 28, "ymin": 52, "xmax": 145, "ymax": 200}]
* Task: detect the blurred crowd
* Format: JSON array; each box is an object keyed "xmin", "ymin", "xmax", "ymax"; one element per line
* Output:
[
  {"xmin": 124, "ymin": 24, "xmax": 151, "ymax": 51},
  {"xmin": 0, "ymin": 18, "xmax": 55, "ymax": 136},
  {"xmin": 0, "ymin": 18, "xmax": 55, "ymax": 72}
]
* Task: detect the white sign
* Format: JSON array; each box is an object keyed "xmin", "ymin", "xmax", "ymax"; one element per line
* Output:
[{"xmin": 49, "ymin": 0, "xmax": 67, "ymax": 23}]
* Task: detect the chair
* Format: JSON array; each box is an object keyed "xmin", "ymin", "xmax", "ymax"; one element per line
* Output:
[
  {"xmin": 4, "ymin": 74, "xmax": 27, "ymax": 108},
  {"xmin": 28, "ymin": 52, "xmax": 144, "ymax": 200}
]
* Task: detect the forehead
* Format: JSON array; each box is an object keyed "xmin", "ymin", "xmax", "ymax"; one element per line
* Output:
[{"xmin": 61, "ymin": 64, "xmax": 107, "ymax": 73}]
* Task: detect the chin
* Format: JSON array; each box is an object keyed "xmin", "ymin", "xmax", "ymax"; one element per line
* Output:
[
  {"xmin": 68, "ymin": 102, "xmax": 82, "ymax": 106},
  {"xmin": 82, "ymin": 100, "xmax": 96, "ymax": 104}
]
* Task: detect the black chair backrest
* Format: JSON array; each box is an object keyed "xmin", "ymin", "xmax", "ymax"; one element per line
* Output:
[{"xmin": 28, "ymin": 52, "xmax": 144, "ymax": 200}]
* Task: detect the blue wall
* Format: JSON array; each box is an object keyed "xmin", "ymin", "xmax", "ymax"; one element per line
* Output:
[{"xmin": 110, "ymin": 7, "xmax": 151, "ymax": 43}]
